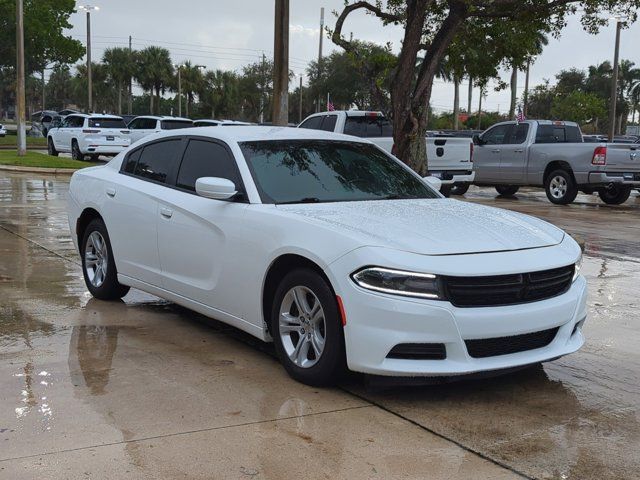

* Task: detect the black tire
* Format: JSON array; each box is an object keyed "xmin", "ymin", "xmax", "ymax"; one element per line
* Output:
[
  {"xmin": 80, "ymin": 218, "xmax": 130, "ymax": 300},
  {"xmin": 544, "ymin": 169, "xmax": 578, "ymax": 205},
  {"xmin": 598, "ymin": 185, "xmax": 631, "ymax": 205},
  {"xmin": 71, "ymin": 140, "xmax": 85, "ymax": 161},
  {"xmin": 90, "ymin": 154, "xmax": 100, "ymax": 162},
  {"xmin": 439, "ymin": 184, "xmax": 452, "ymax": 197},
  {"xmin": 47, "ymin": 137, "xmax": 58, "ymax": 157},
  {"xmin": 270, "ymin": 268, "xmax": 346, "ymax": 386},
  {"xmin": 450, "ymin": 183, "xmax": 470, "ymax": 196},
  {"xmin": 495, "ymin": 185, "xmax": 520, "ymax": 196}
]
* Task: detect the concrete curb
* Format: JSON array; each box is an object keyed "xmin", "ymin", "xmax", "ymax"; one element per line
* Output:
[{"xmin": 0, "ymin": 165, "xmax": 79, "ymax": 175}]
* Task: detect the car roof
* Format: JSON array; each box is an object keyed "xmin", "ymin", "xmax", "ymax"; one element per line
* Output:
[
  {"xmin": 135, "ymin": 115, "xmax": 192, "ymax": 121},
  {"xmin": 142, "ymin": 125, "xmax": 372, "ymax": 144}
]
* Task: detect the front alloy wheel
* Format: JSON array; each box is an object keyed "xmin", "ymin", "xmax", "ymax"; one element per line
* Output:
[{"xmin": 271, "ymin": 269, "xmax": 346, "ymax": 385}]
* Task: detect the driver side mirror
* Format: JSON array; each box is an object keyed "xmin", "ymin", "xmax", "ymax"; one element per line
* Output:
[
  {"xmin": 473, "ymin": 134, "xmax": 485, "ymax": 146},
  {"xmin": 195, "ymin": 177, "xmax": 238, "ymax": 200},
  {"xmin": 423, "ymin": 175, "xmax": 442, "ymax": 192}
]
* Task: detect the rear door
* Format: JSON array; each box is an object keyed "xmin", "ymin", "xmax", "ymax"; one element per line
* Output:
[
  {"xmin": 104, "ymin": 138, "xmax": 184, "ymax": 287},
  {"xmin": 156, "ymin": 137, "xmax": 248, "ymax": 317},
  {"xmin": 473, "ymin": 123, "xmax": 511, "ymax": 182},
  {"xmin": 499, "ymin": 123, "xmax": 530, "ymax": 182}
]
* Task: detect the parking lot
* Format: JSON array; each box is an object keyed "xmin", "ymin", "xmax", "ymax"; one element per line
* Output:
[{"xmin": 0, "ymin": 171, "xmax": 638, "ymax": 479}]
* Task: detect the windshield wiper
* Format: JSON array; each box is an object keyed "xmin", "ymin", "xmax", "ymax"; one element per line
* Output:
[{"xmin": 279, "ymin": 197, "xmax": 322, "ymax": 204}]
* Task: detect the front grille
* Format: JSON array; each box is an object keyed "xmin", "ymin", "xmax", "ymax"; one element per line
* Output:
[
  {"xmin": 442, "ymin": 265, "xmax": 574, "ymax": 308},
  {"xmin": 387, "ymin": 343, "xmax": 446, "ymax": 360},
  {"xmin": 465, "ymin": 327, "xmax": 559, "ymax": 358}
]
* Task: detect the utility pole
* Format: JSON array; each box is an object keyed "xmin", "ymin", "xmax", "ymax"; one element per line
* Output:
[
  {"xmin": 128, "ymin": 35, "xmax": 133, "ymax": 114},
  {"xmin": 176, "ymin": 65, "xmax": 182, "ymax": 117},
  {"xmin": 272, "ymin": 0, "xmax": 289, "ymax": 126},
  {"xmin": 16, "ymin": 0, "xmax": 26, "ymax": 156},
  {"xmin": 299, "ymin": 75, "xmax": 303, "ymax": 123},
  {"xmin": 79, "ymin": 6, "xmax": 99, "ymax": 113},
  {"xmin": 260, "ymin": 53, "xmax": 266, "ymax": 124},
  {"xmin": 316, "ymin": 7, "xmax": 324, "ymax": 113},
  {"xmin": 476, "ymin": 86, "xmax": 484, "ymax": 130},
  {"xmin": 41, "ymin": 69, "xmax": 46, "ymax": 112},
  {"xmin": 608, "ymin": 17, "xmax": 624, "ymax": 141}
]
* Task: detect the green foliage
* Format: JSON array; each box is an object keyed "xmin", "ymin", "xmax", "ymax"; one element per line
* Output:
[
  {"xmin": 198, "ymin": 69, "xmax": 242, "ymax": 119},
  {"xmin": 135, "ymin": 47, "xmax": 174, "ymax": 115},
  {"xmin": 0, "ymin": 150, "xmax": 99, "ymax": 169},
  {"xmin": 550, "ymin": 90, "xmax": 606, "ymax": 124}
]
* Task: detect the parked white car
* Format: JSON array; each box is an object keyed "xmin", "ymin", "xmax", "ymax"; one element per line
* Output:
[
  {"xmin": 0, "ymin": 123, "xmax": 6, "ymax": 137},
  {"xmin": 47, "ymin": 114, "xmax": 131, "ymax": 161},
  {"xmin": 193, "ymin": 119, "xmax": 253, "ymax": 127},
  {"xmin": 68, "ymin": 126, "xmax": 586, "ymax": 385},
  {"xmin": 127, "ymin": 116, "xmax": 194, "ymax": 143},
  {"xmin": 299, "ymin": 111, "xmax": 475, "ymax": 195}
]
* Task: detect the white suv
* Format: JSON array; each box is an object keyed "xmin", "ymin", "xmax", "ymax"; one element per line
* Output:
[
  {"xmin": 127, "ymin": 116, "xmax": 194, "ymax": 143},
  {"xmin": 0, "ymin": 123, "xmax": 6, "ymax": 137},
  {"xmin": 47, "ymin": 114, "xmax": 131, "ymax": 161}
]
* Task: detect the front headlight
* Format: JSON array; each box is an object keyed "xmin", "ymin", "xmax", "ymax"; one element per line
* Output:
[
  {"xmin": 573, "ymin": 253, "xmax": 583, "ymax": 282},
  {"xmin": 351, "ymin": 267, "xmax": 442, "ymax": 299}
]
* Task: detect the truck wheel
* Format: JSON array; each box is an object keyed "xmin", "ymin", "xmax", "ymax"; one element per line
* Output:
[
  {"xmin": 71, "ymin": 140, "xmax": 85, "ymax": 161},
  {"xmin": 439, "ymin": 185, "xmax": 452, "ymax": 197},
  {"xmin": 598, "ymin": 186, "xmax": 631, "ymax": 205},
  {"xmin": 450, "ymin": 183, "xmax": 470, "ymax": 196},
  {"xmin": 495, "ymin": 185, "xmax": 520, "ymax": 196},
  {"xmin": 544, "ymin": 170, "xmax": 578, "ymax": 205},
  {"xmin": 47, "ymin": 137, "xmax": 58, "ymax": 157}
]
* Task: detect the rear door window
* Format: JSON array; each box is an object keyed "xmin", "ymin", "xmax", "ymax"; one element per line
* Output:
[
  {"xmin": 133, "ymin": 139, "xmax": 182, "ymax": 184},
  {"xmin": 535, "ymin": 125, "xmax": 581, "ymax": 143},
  {"xmin": 161, "ymin": 120, "xmax": 194, "ymax": 130},
  {"xmin": 175, "ymin": 139, "xmax": 242, "ymax": 193},
  {"xmin": 344, "ymin": 116, "xmax": 393, "ymax": 138}
]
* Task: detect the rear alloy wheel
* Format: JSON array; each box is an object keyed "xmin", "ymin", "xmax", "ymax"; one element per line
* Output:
[
  {"xmin": 544, "ymin": 170, "xmax": 578, "ymax": 205},
  {"xmin": 450, "ymin": 183, "xmax": 470, "ymax": 196},
  {"xmin": 81, "ymin": 218, "xmax": 130, "ymax": 300},
  {"xmin": 495, "ymin": 185, "xmax": 520, "ymax": 196},
  {"xmin": 47, "ymin": 137, "xmax": 58, "ymax": 157},
  {"xmin": 598, "ymin": 185, "xmax": 631, "ymax": 205},
  {"xmin": 71, "ymin": 140, "xmax": 85, "ymax": 161},
  {"xmin": 271, "ymin": 269, "xmax": 346, "ymax": 386},
  {"xmin": 439, "ymin": 184, "xmax": 452, "ymax": 197}
]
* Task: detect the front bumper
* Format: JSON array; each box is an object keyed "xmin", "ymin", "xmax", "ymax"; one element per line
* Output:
[
  {"xmin": 431, "ymin": 170, "xmax": 475, "ymax": 186},
  {"xmin": 586, "ymin": 171, "xmax": 640, "ymax": 186},
  {"xmin": 326, "ymin": 242, "xmax": 586, "ymax": 377}
]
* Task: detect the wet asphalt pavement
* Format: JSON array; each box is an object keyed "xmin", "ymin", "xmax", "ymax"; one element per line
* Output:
[{"xmin": 0, "ymin": 171, "xmax": 638, "ymax": 479}]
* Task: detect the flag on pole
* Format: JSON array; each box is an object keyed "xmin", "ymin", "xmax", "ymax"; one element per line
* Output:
[
  {"xmin": 327, "ymin": 93, "xmax": 334, "ymax": 111},
  {"xmin": 516, "ymin": 105, "xmax": 526, "ymax": 124}
]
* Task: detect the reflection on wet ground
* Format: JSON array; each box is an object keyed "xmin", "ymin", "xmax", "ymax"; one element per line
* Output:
[{"xmin": 0, "ymin": 172, "xmax": 638, "ymax": 479}]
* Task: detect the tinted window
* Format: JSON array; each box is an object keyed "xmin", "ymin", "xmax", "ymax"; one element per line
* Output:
[
  {"xmin": 176, "ymin": 140, "xmax": 241, "ymax": 192},
  {"xmin": 504, "ymin": 123, "xmax": 529, "ymax": 144},
  {"xmin": 123, "ymin": 148, "xmax": 142, "ymax": 174},
  {"xmin": 89, "ymin": 118, "xmax": 127, "ymax": 128},
  {"xmin": 344, "ymin": 116, "xmax": 393, "ymax": 138},
  {"xmin": 482, "ymin": 124, "xmax": 510, "ymax": 145},
  {"xmin": 320, "ymin": 115, "xmax": 337, "ymax": 132},
  {"xmin": 241, "ymin": 140, "xmax": 438, "ymax": 204},
  {"xmin": 134, "ymin": 139, "xmax": 182, "ymax": 183},
  {"xmin": 299, "ymin": 116, "xmax": 323, "ymax": 130},
  {"xmin": 42, "ymin": 115, "xmax": 52, "ymax": 123},
  {"xmin": 141, "ymin": 118, "xmax": 158, "ymax": 129},
  {"xmin": 161, "ymin": 120, "xmax": 194, "ymax": 130},
  {"xmin": 535, "ymin": 125, "xmax": 582, "ymax": 144}
]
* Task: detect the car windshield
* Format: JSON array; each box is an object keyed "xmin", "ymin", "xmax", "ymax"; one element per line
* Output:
[
  {"xmin": 89, "ymin": 118, "xmax": 127, "ymax": 128},
  {"xmin": 240, "ymin": 140, "xmax": 439, "ymax": 204},
  {"xmin": 161, "ymin": 120, "xmax": 194, "ymax": 130}
]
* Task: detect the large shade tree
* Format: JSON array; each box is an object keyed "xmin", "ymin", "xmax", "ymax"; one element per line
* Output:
[{"xmin": 331, "ymin": 0, "xmax": 640, "ymax": 174}]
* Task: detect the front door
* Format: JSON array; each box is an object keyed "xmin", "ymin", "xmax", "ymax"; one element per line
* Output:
[
  {"xmin": 499, "ymin": 123, "xmax": 530, "ymax": 182},
  {"xmin": 473, "ymin": 123, "xmax": 511, "ymax": 183}
]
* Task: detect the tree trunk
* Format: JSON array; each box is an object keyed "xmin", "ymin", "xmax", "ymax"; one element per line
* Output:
[
  {"xmin": 155, "ymin": 86, "xmax": 161, "ymax": 115},
  {"xmin": 477, "ymin": 87, "xmax": 483, "ymax": 130},
  {"xmin": 117, "ymin": 80, "xmax": 122, "ymax": 115},
  {"xmin": 149, "ymin": 91, "xmax": 154, "ymax": 115},
  {"xmin": 523, "ymin": 60, "xmax": 531, "ymax": 116},
  {"xmin": 453, "ymin": 77, "xmax": 460, "ymax": 130},
  {"xmin": 509, "ymin": 65, "xmax": 517, "ymax": 119},
  {"xmin": 467, "ymin": 77, "xmax": 473, "ymax": 115}
]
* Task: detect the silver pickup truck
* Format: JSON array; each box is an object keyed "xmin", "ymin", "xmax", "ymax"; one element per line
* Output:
[{"xmin": 473, "ymin": 120, "xmax": 640, "ymax": 205}]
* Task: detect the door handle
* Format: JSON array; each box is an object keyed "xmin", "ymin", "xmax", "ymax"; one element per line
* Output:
[
  {"xmin": 160, "ymin": 207, "xmax": 173, "ymax": 219},
  {"xmin": 106, "ymin": 187, "xmax": 116, "ymax": 197},
  {"xmin": 514, "ymin": 149, "xmax": 524, "ymax": 153},
  {"xmin": 491, "ymin": 149, "xmax": 501, "ymax": 153}
]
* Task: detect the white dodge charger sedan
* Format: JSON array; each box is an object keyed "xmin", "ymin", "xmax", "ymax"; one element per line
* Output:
[{"xmin": 67, "ymin": 127, "xmax": 586, "ymax": 385}]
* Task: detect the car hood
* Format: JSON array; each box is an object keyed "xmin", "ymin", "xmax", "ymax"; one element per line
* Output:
[{"xmin": 276, "ymin": 199, "xmax": 564, "ymax": 256}]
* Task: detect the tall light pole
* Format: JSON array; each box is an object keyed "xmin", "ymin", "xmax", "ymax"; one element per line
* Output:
[
  {"xmin": 608, "ymin": 16, "xmax": 625, "ymax": 141},
  {"xmin": 299, "ymin": 75, "xmax": 303, "ymax": 124},
  {"xmin": 316, "ymin": 7, "xmax": 324, "ymax": 113},
  {"xmin": 16, "ymin": 0, "xmax": 26, "ymax": 156},
  {"xmin": 79, "ymin": 5, "xmax": 99, "ymax": 113},
  {"xmin": 175, "ymin": 64, "xmax": 182, "ymax": 117},
  {"xmin": 272, "ymin": 0, "xmax": 289, "ymax": 126}
]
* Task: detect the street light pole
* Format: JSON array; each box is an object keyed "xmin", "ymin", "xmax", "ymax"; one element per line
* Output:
[
  {"xmin": 176, "ymin": 65, "xmax": 182, "ymax": 117},
  {"xmin": 608, "ymin": 17, "xmax": 624, "ymax": 141},
  {"xmin": 272, "ymin": 0, "xmax": 289, "ymax": 126},
  {"xmin": 16, "ymin": 0, "xmax": 26, "ymax": 156},
  {"xmin": 299, "ymin": 75, "xmax": 303, "ymax": 124},
  {"xmin": 79, "ymin": 5, "xmax": 99, "ymax": 113}
]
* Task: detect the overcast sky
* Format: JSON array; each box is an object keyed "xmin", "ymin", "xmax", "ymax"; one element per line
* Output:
[{"xmin": 65, "ymin": 0, "xmax": 640, "ymax": 114}]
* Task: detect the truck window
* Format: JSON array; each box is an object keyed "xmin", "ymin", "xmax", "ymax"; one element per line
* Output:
[
  {"xmin": 535, "ymin": 125, "xmax": 582, "ymax": 143},
  {"xmin": 482, "ymin": 124, "xmax": 510, "ymax": 145},
  {"xmin": 504, "ymin": 124, "xmax": 529, "ymax": 144},
  {"xmin": 344, "ymin": 116, "xmax": 393, "ymax": 138},
  {"xmin": 320, "ymin": 115, "xmax": 337, "ymax": 132},
  {"xmin": 299, "ymin": 116, "xmax": 323, "ymax": 130}
]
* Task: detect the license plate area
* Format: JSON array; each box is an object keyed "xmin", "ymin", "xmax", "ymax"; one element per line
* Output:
[{"xmin": 106, "ymin": 135, "xmax": 115, "ymax": 141}]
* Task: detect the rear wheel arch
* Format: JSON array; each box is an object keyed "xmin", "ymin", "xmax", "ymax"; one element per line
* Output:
[
  {"xmin": 262, "ymin": 254, "xmax": 336, "ymax": 336},
  {"xmin": 543, "ymin": 161, "xmax": 575, "ymax": 184}
]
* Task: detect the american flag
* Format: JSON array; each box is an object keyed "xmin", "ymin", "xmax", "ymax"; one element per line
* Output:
[
  {"xmin": 516, "ymin": 105, "xmax": 526, "ymax": 124},
  {"xmin": 327, "ymin": 100, "xmax": 335, "ymax": 111}
]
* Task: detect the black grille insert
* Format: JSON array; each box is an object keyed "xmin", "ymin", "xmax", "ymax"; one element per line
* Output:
[
  {"xmin": 465, "ymin": 327, "xmax": 559, "ymax": 358},
  {"xmin": 387, "ymin": 343, "xmax": 446, "ymax": 360},
  {"xmin": 442, "ymin": 265, "xmax": 574, "ymax": 307}
]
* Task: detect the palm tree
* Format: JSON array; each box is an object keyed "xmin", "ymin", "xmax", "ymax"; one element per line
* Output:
[
  {"xmin": 178, "ymin": 61, "xmax": 204, "ymax": 117},
  {"xmin": 512, "ymin": 32, "xmax": 548, "ymax": 118},
  {"xmin": 102, "ymin": 47, "xmax": 135, "ymax": 115},
  {"xmin": 617, "ymin": 60, "xmax": 640, "ymax": 133},
  {"xmin": 200, "ymin": 69, "xmax": 241, "ymax": 119},
  {"xmin": 135, "ymin": 47, "xmax": 173, "ymax": 115}
]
